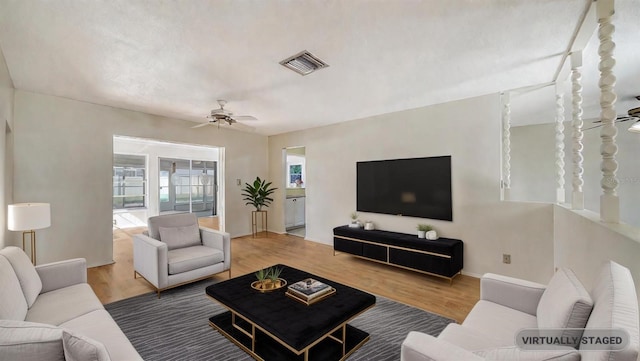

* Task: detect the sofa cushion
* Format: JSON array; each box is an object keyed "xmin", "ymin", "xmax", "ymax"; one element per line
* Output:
[
  {"xmin": 60, "ymin": 309, "xmax": 141, "ymax": 361},
  {"xmin": 159, "ymin": 224, "xmax": 201, "ymax": 250},
  {"xmin": 63, "ymin": 329, "xmax": 111, "ymax": 361},
  {"xmin": 0, "ymin": 319, "xmax": 64, "ymax": 361},
  {"xmin": 537, "ymin": 267, "xmax": 593, "ymax": 347},
  {"xmin": 167, "ymin": 245, "xmax": 224, "ymax": 274},
  {"xmin": 460, "ymin": 300, "xmax": 538, "ymax": 347},
  {"xmin": 0, "ymin": 246, "xmax": 43, "ymax": 307},
  {"xmin": 581, "ymin": 261, "xmax": 639, "ymax": 361},
  {"xmin": 26, "ymin": 283, "xmax": 104, "ymax": 326},
  {"xmin": 0, "ymin": 255, "xmax": 29, "ymax": 320},
  {"xmin": 438, "ymin": 323, "xmax": 504, "ymax": 351}
]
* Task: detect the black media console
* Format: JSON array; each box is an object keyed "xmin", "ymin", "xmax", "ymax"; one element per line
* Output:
[{"xmin": 333, "ymin": 226, "xmax": 463, "ymax": 283}]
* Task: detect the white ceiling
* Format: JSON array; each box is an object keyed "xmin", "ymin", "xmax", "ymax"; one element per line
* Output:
[{"xmin": 0, "ymin": 0, "xmax": 637, "ymax": 135}]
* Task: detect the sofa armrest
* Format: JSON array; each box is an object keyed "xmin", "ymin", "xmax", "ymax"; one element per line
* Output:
[
  {"xmin": 36, "ymin": 258, "xmax": 87, "ymax": 293},
  {"xmin": 133, "ymin": 234, "xmax": 168, "ymax": 289},
  {"xmin": 401, "ymin": 331, "xmax": 485, "ymax": 361},
  {"xmin": 201, "ymin": 227, "xmax": 231, "ymax": 270},
  {"xmin": 480, "ymin": 273, "xmax": 546, "ymax": 316}
]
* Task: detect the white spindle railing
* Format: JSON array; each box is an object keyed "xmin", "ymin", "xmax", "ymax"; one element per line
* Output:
[
  {"xmin": 555, "ymin": 92, "xmax": 566, "ymax": 204},
  {"xmin": 502, "ymin": 92, "xmax": 511, "ymax": 200},
  {"xmin": 571, "ymin": 51, "xmax": 585, "ymax": 210},
  {"xmin": 597, "ymin": 0, "xmax": 619, "ymax": 223}
]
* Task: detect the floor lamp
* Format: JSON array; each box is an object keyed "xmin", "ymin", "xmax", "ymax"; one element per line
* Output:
[{"xmin": 8, "ymin": 203, "xmax": 51, "ymax": 265}]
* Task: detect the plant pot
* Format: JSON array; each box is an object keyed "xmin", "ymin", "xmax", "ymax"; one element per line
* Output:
[
  {"xmin": 251, "ymin": 278, "xmax": 287, "ymax": 293},
  {"xmin": 417, "ymin": 230, "xmax": 426, "ymax": 238},
  {"xmin": 426, "ymin": 230, "xmax": 438, "ymax": 240}
]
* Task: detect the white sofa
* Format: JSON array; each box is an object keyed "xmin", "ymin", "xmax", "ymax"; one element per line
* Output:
[
  {"xmin": 0, "ymin": 246, "xmax": 141, "ymax": 361},
  {"xmin": 402, "ymin": 261, "xmax": 639, "ymax": 361},
  {"xmin": 133, "ymin": 213, "xmax": 231, "ymax": 297}
]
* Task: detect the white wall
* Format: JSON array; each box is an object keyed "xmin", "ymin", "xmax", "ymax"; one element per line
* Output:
[
  {"xmin": 510, "ymin": 123, "xmax": 557, "ymax": 204},
  {"xmin": 268, "ymin": 93, "xmax": 556, "ymax": 282},
  {"xmin": 13, "ymin": 90, "xmax": 268, "ymax": 267},
  {"xmin": 554, "ymin": 205, "xmax": 640, "ymax": 301},
  {"xmin": 0, "ymin": 46, "xmax": 14, "ymax": 249}
]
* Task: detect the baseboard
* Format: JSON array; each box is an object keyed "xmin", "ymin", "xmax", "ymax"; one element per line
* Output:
[{"xmin": 461, "ymin": 270, "xmax": 482, "ymax": 279}]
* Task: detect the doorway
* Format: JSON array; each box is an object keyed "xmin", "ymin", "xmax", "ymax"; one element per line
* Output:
[
  {"xmin": 112, "ymin": 136, "xmax": 223, "ymax": 232},
  {"xmin": 284, "ymin": 146, "xmax": 306, "ymax": 238}
]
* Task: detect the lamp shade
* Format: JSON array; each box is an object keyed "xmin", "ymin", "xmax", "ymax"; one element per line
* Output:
[{"xmin": 8, "ymin": 203, "xmax": 51, "ymax": 231}]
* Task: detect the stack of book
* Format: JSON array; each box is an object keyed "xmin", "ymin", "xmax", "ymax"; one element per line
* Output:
[{"xmin": 286, "ymin": 278, "xmax": 335, "ymax": 305}]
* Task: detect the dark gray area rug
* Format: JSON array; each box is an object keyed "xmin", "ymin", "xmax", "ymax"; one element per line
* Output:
[{"xmin": 105, "ymin": 279, "xmax": 455, "ymax": 361}]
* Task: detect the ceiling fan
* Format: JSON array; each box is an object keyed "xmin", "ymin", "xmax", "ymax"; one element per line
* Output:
[
  {"xmin": 192, "ymin": 100, "xmax": 257, "ymax": 129},
  {"xmin": 584, "ymin": 96, "xmax": 640, "ymax": 131}
]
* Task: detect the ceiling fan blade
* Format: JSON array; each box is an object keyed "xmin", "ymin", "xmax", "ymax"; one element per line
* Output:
[
  {"xmin": 229, "ymin": 122, "xmax": 256, "ymax": 132},
  {"xmin": 232, "ymin": 115, "xmax": 258, "ymax": 121},
  {"xmin": 191, "ymin": 122, "xmax": 211, "ymax": 129},
  {"xmin": 588, "ymin": 115, "xmax": 634, "ymax": 124}
]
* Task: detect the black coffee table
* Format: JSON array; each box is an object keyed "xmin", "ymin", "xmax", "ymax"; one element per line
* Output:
[{"xmin": 206, "ymin": 264, "xmax": 376, "ymax": 361}]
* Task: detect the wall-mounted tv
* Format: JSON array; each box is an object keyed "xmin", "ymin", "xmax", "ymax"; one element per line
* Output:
[{"xmin": 357, "ymin": 156, "xmax": 452, "ymax": 221}]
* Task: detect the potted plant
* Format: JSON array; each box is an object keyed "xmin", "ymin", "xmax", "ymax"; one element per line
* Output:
[
  {"xmin": 267, "ymin": 266, "xmax": 284, "ymax": 288},
  {"xmin": 253, "ymin": 266, "xmax": 286, "ymax": 290},
  {"xmin": 349, "ymin": 212, "xmax": 361, "ymax": 228},
  {"xmin": 254, "ymin": 267, "xmax": 269, "ymax": 288},
  {"xmin": 242, "ymin": 177, "xmax": 278, "ymax": 211},
  {"xmin": 417, "ymin": 224, "xmax": 432, "ymax": 239}
]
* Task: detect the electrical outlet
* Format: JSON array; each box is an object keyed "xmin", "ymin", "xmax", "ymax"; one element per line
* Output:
[{"xmin": 503, "ymin": 254, "xmax": 511, "ymax": 264}]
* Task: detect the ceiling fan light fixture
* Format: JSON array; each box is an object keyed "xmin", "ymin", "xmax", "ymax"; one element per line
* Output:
[
  {"xmin": 628, "ymin": 119, "xmax": 640, "ymax": 133},
  {"xmin": 280, "ymin": 50, "xmax": 329, "ymax": 76}
]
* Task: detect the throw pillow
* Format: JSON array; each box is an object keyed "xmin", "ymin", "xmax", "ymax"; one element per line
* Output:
[
  {"xmin": 158, "ymin": 224, "xmax": 201, "ymax": 250},
  {"xmin": 0, "ymin": 246, "xmax": 43, "ymax": 307},
  {"xmin": 62, "ymin": 329, "xmax": 111, "ymax": 361},
  {"xmin": 537, "ymin": 267, "xmax": 593, "ymax": 348},
  {"xmin": 0, "ymin": 255, "xmax": 29, "ymax": 320},
  {"xmin": 0, "ymin": 320, "xmax": 64, "ymax": 361}
]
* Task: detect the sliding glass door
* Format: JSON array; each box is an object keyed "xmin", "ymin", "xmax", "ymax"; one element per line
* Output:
[{"xmin": 159, "ymin": 157, "xmax": 217, "ymax": 217}]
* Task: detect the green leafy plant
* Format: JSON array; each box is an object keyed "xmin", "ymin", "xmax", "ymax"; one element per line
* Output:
[
  {"xmin": 350, "ymin": 212, "xmax": 358, "ymax": 221},
  {"xmin": 267, "ymin": 266, "xmax": 283, "ymax": 282},
  {"xmin": 254, "ymin": 267, "xmax": 269, "ymax": 282},
  {"xmin": 417, "ymin": 224, "xmax": 433, "ymax": 232},
  {"xmin": 242, "ymin": 177, "xmax": 278, "ymax": 211}
]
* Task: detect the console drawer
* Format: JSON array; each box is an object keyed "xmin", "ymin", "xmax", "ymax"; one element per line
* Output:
[
  {"xmin": 334, "ymin": 237, "xmax": 362, "ymax": 256},
  {"xmin": 362, "ymin": 243, "xmax": 387, "ymax": 262}
]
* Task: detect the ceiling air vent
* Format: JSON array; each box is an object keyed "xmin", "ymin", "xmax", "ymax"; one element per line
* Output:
[{"xmin": 280, "ymin": 50, "xmax": 329, "ymax": 76}]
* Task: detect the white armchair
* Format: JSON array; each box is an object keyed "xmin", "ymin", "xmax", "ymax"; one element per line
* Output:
[{"xmin": 133, "ymin": 213, "xmax": 231, "ymax": 297}]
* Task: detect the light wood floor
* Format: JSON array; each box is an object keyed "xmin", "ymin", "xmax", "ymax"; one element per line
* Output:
[{"xmin": 88, "ymin": 219, "xmax": 479, "ymax": 323}]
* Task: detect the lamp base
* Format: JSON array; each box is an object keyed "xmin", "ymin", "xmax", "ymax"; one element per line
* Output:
[{"xmin": 22, "ymin": 230, "xmax": 37, "ymax": 265}]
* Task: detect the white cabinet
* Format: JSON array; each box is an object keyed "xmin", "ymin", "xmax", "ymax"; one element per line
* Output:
[{"xmin": 285, "ymin": 197, "xmax": 305, "ymax": 229}]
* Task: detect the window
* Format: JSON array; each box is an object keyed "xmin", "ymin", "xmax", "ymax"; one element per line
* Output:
[
  {"xmin": 159, "ymin": 158, "xmax": 217, "ymax": 215},
  {"xmin": 289, "ymin": 164, "xmax": 302, "ymax": 184},
  {"xmin": 113, "ymin": 154, "xmax": 147, "ymax": 209},
  {"xmin": 286, "ymin": 154, "xmax": 305, "ymax": 188}
]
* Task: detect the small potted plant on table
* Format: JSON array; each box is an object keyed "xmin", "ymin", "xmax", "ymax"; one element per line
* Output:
[
  {"xmin": 251, "ymin": 266, "xmax": 286, "ymax": 292},
  {"xmin": 417, "ymin": 224, "xmax": 433, "ymax": 239},
  {"xmin": 349, "ymin": 212, "xmax": 362, "ymax": 228}
]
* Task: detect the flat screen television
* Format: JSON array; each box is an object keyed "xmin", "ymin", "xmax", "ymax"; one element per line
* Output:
[{"xmin": 357, "ymin": 156, "xmax": 452, "ymax": 221}]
